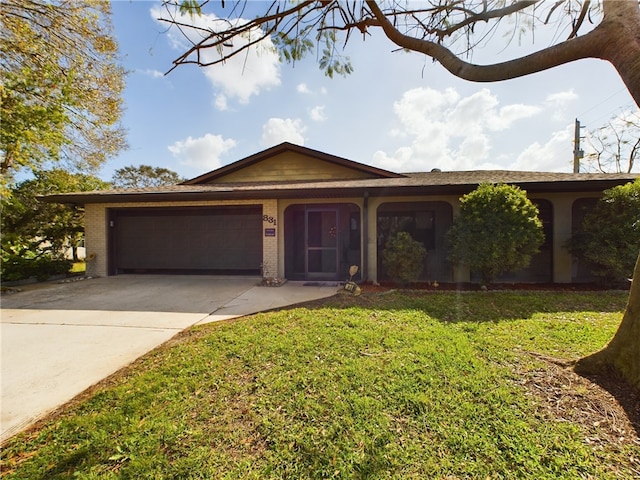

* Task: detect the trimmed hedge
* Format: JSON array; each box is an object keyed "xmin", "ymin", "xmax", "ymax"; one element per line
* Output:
[{"xmin": 1, "ymin": 254, "xmax": 72, "ymax": 282}]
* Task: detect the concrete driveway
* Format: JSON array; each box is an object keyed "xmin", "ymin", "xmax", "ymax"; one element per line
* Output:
[{"xmin": 0, "ymin": 275, "xmax": 336, "ymax": 443}]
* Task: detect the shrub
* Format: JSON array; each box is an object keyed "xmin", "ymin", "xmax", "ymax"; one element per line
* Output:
[
  {"xmin": 381, "ymin": 231, "xmax": 427, "ymax": 285},
  {"xmin": 1, "ymin": 253, "xmax": 72, "ymax": 282},
  {"xmin": 447, "ymin": 183, "xmax": 544, "ymax": 284},
  {"xmin": 567, "ymin": 179, "xmax": 640, "ymax": 285}
]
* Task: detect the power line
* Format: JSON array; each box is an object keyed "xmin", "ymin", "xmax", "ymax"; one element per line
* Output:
[{"xmin": 577, "ymin": 86, "xmax": 628, "ymax": 119}]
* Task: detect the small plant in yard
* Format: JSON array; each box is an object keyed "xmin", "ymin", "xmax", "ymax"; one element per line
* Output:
[
  {"xmin": 1, "ymin": 291, "xmax": 636, "ymax": 479},
  {"xmin": 381, "ymin": 231, "xmax": 427, "ymax": 285},
  {"xmin": 447, "ymin": 183, "xmax": 544, "ymax": 284}
]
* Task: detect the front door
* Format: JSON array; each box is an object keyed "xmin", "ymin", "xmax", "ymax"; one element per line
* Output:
[{"xmin": 306, "ymin": 208, "xmax": 339, "ymax": 279}]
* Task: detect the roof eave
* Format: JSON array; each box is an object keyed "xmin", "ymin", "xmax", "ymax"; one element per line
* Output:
[{"xmin": 40, "ymin": 176, "xmax": 635, "ymax": 206}]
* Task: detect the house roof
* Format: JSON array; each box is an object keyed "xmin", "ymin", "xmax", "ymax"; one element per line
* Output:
[
  {"xmin": 43, "ymin": 169, "xmax": 639, "ymax": 205},
  {"xmin": 43, "ymin": 143, "xmax": 639, "ymax": 205},
  {"xmin": 182, "ymin": 142, "xmax": 403, "ymax": 184}
]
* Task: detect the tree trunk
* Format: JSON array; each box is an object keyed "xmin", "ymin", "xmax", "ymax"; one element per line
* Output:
[
  {"xmin": 597, "ymin": 0, "xmax": 640, "ymax": 107},
  {"xmin": 575, "ymin": 253, "xmax": 640, "ymax": 389}
]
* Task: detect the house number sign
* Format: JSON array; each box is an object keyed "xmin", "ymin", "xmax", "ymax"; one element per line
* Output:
[{"xmin": 263, "ymin": 215, "xmax": 277, "ymax": 225}]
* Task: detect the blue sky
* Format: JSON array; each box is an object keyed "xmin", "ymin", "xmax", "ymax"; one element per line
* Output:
[{"xmin": 105, "ymin": 0, "xmax": 638, "ymax": 181}]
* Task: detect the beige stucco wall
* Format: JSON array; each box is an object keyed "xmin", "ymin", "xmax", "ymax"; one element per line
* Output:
[
  {"xmin": 528, "ymin": 192, "xmax": 602, "ymax": 283},
  {"xmin": 366, "ymin": 191, "xmax": 604, "ymax": 284},
  {"xmin": 84, "ymin": 191, "xmax": 605, "ymax": 284},
  {"xmin": 366, "ymin": 195, "xmax": 463, "ymax": 284},
  {"xmin": 84, "ymin": 199, "xmax": 277, "ymax": 278}
]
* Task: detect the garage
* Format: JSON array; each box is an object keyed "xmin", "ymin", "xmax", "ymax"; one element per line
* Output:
[{"xmin": 107, "ymin": 206, "xmax": 263, "ymax": 275}]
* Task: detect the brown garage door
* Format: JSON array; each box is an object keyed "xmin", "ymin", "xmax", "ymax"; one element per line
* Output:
[{"xmin": 108, "ymin": 206, "xmax": 262, "ymax": 275}]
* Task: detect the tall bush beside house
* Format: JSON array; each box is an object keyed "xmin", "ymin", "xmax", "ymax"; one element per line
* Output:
[
  {"xmin": 1, "ymin": 170, "xmax": 108, "ymax": 282},
  {"xmin": 568, "ymin": 179, "xmax": 640, "ymax": 285},
  {"xmin": 447, "ymin": 183, "xmax": 544, "ymax": 285},
  {"xmin": 382, "ymin": 231, "xmax": 427, "ymax": 285}
]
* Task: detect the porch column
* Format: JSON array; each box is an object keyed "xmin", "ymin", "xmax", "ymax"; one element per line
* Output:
[
  {"xmin": 362, "ymin": 191, "xmax": 369, "ymax": 282},
  {"xmin": 449, "ymin": 201, "xmax": 470, "ymax": 283},
  {"xmin": 551, "ymin": 197, "xmax": 574, "ymax": 283},
  {"xmin": 262, "ymin": 199, "xmax": 279, "ymax": 278},
  {"xmin": 85, "ymin": 204, "xmax": 108, "ymax": 277},
  {"xmin": 366, "ymin": 197, "xmax": 379, "ymax": 283}
]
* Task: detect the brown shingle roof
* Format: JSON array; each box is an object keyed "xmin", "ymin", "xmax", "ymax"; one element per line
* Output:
[{"xmin": 43, "ymin": 170, "xmax": 638, "ymax": 205}]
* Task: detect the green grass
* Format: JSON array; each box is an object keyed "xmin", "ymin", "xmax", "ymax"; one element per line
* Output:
[
  {"xmin": 2, "ymin": 291, "xmax": 636, "ymax": 479},
  {"xmin": 70, "ymin": 262, "xmax": 86, "ymax": 274}
]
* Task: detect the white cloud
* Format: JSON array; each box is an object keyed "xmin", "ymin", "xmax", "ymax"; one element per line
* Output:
[
  {"xmin": 139, "ymin": 68, "xmax": 164, "ymax": 79},
  {"xmin": 261, "ymin": 118, "xmax": 306, "ymax": 147},
  {"xmin": 297, "ymin": 83, "xmax": 311, "ymax": 94},
  {"xmin": 215, "ymin": 95, "xmax": 228, "ymax": 111},
  {"xmin": 545, "ymin": 90, "xmax": 578, "ymax": 107},
  {"xmin": 151, "ymin": 5, "xmax": 281, "ymax": 109},
  {"xmin": 371, "ymin": 87, "xmax": 550, "ymax": 172},
  {"xmin": 487, "ymin": 104, "xmax": 543, "ymax": 130},
  {"xmin": 309, "ymin": 105, "xmax": 327, "ymax": 122},
  {"xmin": 168, "ymin": 133, "xmax": 236, "ymax": 172},
  {"xmin": 511, "ymin": 124, "xmax": 574, "ymax": 172},
  {"xmin": 545, "ymin": 89, "xmax": 578, "ymax": 121}
]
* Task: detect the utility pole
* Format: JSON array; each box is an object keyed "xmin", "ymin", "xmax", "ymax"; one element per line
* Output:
[{"xmin": 573, "ymin": 118, "xmax": 584, "ymax": 173}]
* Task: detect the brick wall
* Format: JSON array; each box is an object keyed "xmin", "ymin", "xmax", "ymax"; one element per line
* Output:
[
  {"xmin": 261, "ymin": 199, "xmax": 278, "ymax": 277},
  {"xmin": 84, "ymin": 204, "xmax": 107, "ymax": 277}
]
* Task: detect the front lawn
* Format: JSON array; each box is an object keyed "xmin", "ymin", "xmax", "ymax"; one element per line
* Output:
[{"xmin": 2, "ymin": 291, "xmax": 638, "ymax": 479}]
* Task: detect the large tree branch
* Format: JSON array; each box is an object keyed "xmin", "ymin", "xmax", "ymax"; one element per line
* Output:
[
  {"xmin": 368, "ymin": 0, "xmax": 640, "ymax": 107},
  {"xmin": 366, "ymin": 0, "xmax": 606, "ymax": 83}
]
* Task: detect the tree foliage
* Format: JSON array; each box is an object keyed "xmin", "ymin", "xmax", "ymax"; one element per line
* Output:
[
  {"xmin": 447, "ymin": 183, "xmax": 544, "ymax": 284},
  {"xmin": 568, "ymin": 179, "xmax": 640, "ymax": 284},
  {"xmin": 382, "ymin": 231, "xmax": 427, "ymax": 285},
  {"xmin": 0, "ymin": 0, "xmax": 127, "ymax": 188},
  {"xmin": 111, "ymin": 165, "xmax": 186, "ymax": 189},
  {"xmin": 1, "ymin": 170, "xmax": 109, "ymax": 263},
  {"xmin": 163, "ymin": 1, "xmax": 640, "ymax": 106}
]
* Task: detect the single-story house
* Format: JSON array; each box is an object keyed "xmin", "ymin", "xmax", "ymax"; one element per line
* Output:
[{"xmin": 45, "ymin": 142, "xmax": 638, "ymax": 284}]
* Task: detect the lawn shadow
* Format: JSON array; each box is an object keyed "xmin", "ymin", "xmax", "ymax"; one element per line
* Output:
[
  {"xmin": 37, "ymin": 446, "xmax": 97, "ymax": 479},
  {"xmin": 286, "ymin": 288, "xmax": 629, "ymax": 323}
]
